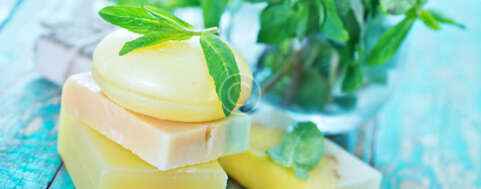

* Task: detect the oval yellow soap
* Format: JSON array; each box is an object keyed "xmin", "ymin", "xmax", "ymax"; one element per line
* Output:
[{"xmin": 92, "ymin": 29, "xmax": 252, "ymax": 122}]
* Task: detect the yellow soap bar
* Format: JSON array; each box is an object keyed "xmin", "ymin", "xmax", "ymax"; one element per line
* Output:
[
  {"xmin": 219, "ymin": 105, "xmax": 382, "ymax": 189},
  {"xmin": 61, "ymin": 73, "xmax": 251, "ymax": 170},
  {"xmin": 219, "ymin": 125, "xmax": 338, "ymax": 189},
  {"xmin": 58, "ymin": 112, "xmax": 227, "ymax": 189},
  {"xmin": 92, "ymin": 29, "xmax": 253, "ymax": 122}
]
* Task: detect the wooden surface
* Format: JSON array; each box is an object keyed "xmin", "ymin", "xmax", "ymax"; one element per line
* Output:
[{"xmin": 0, "ymin": 0, "xmax": 480, "ymax": 188}]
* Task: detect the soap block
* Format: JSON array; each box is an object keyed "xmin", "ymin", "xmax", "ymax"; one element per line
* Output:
[
  {"xmin": 219, "ymin": 125, "xmax": 338, "ymax": 189},
  {"xmin": 219, "ymin": 111, "xmax": 382, "ymax": 189},
  {"xmin": 58, "ymin": 112, "xmax": 227, "ymax": 189},
  {"xmin": 61, "ymin": 73, "xmax": 251, "ymax": 170}
]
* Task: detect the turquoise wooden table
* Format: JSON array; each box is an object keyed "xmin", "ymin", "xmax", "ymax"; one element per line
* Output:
[{"xmin": 0, "ymin": 0, "xmax": 480, "ymax": 188}]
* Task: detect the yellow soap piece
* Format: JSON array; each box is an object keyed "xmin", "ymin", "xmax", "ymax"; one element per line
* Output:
[
  {"xmin": 58, "ymin": 112, "xmax": 227, "ymax": 189},
  {"xmin": 92, "ymin": 29, "xmax": 253, "ymax": 122},
  {"xmin": 219, "ymin": 125, "xmax": 338, "ymax": 189},
  {"xmin": 219, "ymin": 105, "xmax": 382, "ymax": 189},
  {"xmin": 62, "ymin": 73, "xmax": 251, "ymax": 170}
]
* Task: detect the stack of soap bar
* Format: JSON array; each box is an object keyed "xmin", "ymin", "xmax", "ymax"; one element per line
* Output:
[
  {"xmin": 61, "ymin": 73, "xmax": 251, "ymax": 170},
  {"xmin": 58, "ymin": 111, "xmax": 227, "ymax": 189},
  {"xmin": 219, "ymin": 107, "xmax": 382, "ymax": 189}
]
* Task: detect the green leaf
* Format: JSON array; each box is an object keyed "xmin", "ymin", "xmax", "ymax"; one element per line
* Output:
[
  {"xmin": 380, "ymin": 0, "xmax": 416, "ymax": 15},
  {"xmin": 257, "ymin": 3, "xmax": 292, "ymax": 44},
  {"xmin": 321, "ymin": 0, "xmax": 349, "ymax": 43},
  {"xmin": 164, "ymin": 0, "xmax": 201, "ymax": 8},
  {"xmin": 116, "ymin": 0, "xmax": 148, "ymax": 6},
  {"xmin": 342, "ymin": 64, "xmax": 363, "ymax": 93},
  {"xmin": 267, "ymin": 121, "xmax": 324, "ymax": 180},
  {"xmin": 143, "ymin": 5, "xmax": 194, "ymax": 30},
  {"xmin": 99, "ymin": 6, "xmax": 192, "ymax": 35},
  {"xmin": 201, "ymin": 0, "xmax": 228, "ymax": 27},
  {"xmin": 367, "ymin": 15, "xmax": 416, "ymax": 65},
  {"xmin": 290, "ymin": 2, "xmax": 310, "ymax": 37},
  {"xmin": 119, "ymin": 31, "xmax": 193, "ymax": 55},
  {"xmin": 428, "ymin": 10, "xmax": 466, "ymax": 29},
  {"xmin": 99, "ymin": 6, "xmax": 166, "ymax": 34},
  {"xmin": 200, "ymin": 33, "xmax": 241, "ymax": 116},
  {"xmin": 243, "ymin": 0, "xmax": 266, "ymax": 3},
  {"xmin": 419, "ymin": 10, "xmax": 441, "ymax": 30},
  {"xmin": 306, "ymin": 0, "xmax": 324, "ymax": 34}
]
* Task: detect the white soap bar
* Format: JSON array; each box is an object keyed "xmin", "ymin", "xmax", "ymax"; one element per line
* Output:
[{"xmin": 61, "ymin": 73, "xmax": 251, "ymax": 170}]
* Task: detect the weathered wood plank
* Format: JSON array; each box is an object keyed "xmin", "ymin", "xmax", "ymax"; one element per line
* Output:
[
  {"xmin": 374, "ymin": 0, "xmax": 481, "ymax": 188},
  {"xmin": 48, "ymin": 165, "xmax": 74, "ymax": 189},
  {"xmin": 0, "ymin": 77, "xmax": 62, "ymax": 189}
]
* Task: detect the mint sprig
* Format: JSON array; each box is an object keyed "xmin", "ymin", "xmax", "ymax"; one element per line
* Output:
[
  {"xmin": 267, "ymin": 121, "xmax": 325, "ymax": 180},
  {"xmin": 99, "ymin": 5, "xmax": 242, "ymax": 116},
  {"xmin": 200, "ymin": 33, "xmax": 241, "ymax": 116}
]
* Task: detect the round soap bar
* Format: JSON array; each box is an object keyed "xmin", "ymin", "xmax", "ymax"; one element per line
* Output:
[{"xmin": 92, "ymin": 30, "xmax": 252, "ymax": 122}]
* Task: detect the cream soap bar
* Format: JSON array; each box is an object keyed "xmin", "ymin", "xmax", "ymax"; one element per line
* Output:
[
  {"xmin": 58, "ymin": 112, "xmax": 227, "ymax": 189},
  {"xmin": 92, "ymin": 29, "xmax": 253, "ymax": 122},
  {"xmin": 219, "ymin": 107, "xmax": 382, "ymax": 189},
  {"xmin": 61, "ymin": 73, "xmax": 251, "ymax": 170}
]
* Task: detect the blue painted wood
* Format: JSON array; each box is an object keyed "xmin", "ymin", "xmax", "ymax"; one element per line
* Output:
[
  {"xmin": 374, "ymin": 0, "xmax": 481, "ymax": 188},
  {"xmin": 48, "ymin": 166, "xmax": 74, "ymax": 189},
  {"xmin": 0, "ymin": 0, "xmax": 67, "ymax": 188},
  {"xmin": 0, "ymin": 0, "xmax": 25, "ymax": 31},
  {"xmin": 0, "ymin": 77, "xmax": 62, "ymax": 189}
]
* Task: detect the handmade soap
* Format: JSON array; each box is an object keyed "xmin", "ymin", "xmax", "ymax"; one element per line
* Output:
[
  {"xmin": 219, "ymin": 108, "xmax": 382, "ymax": 189},
  {"xmin": 58, "ymin": 112, "xmax": 227, "ymax": 189},
  {"xmin": 219, "ymin": 125, "xmax": 338, "ymax": 189},
  {"xmin": 61, "ymin": 73, "xmax": 251, "ymax": 170},
  {"xmin": 92, "ymin": 29, "xmax": 252, "ymax": 122}
]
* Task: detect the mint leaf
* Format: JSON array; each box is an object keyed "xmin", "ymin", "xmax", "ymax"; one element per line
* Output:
[
  {"xmin": 116, "ymin": 0, "xmax": 148, "ymax": 6},
  {"xmin": 201, "ymin": 0, "xmax": 228, "ymax": 27},
  {"xmin": 99, "ymin": 5, "xmax": 201, "ymax": 55},
  {"xmin": 342, "ymin": 64, "xmax": 364, "ymax": 93},
  {"xmin": 321, "ymin": 0, "xmax": 349, "ymax": 43},
  {"xmin": 306, "ymin": 0, "xmax": 324, "ymax": 34},
  {"xmin": 419, "ymin": 10, "xmax": 441, "ymax": 30},
  {"xmin": 200, "ymin": 33, "xmax": 241, "ymax": 116},
  {"xmin": 257, "ymin": 3, "xmax": 292, "ymax": 44},
  {"xmin": 99, "ymin": 6, "xmax": 167, "ymax": 34},
  {"xmin": 99, "ymin": 6, "xmax": 192, "ymax": 35},
  {"xmin": 257, "ymin": 2, "xmax": 311, "ymax": 44},
  {"xmin": 367, "ymin": 15, "xmax": 416, "ymax": 65},
  {"xmin": 143, "ymin": 5, "xmax": 194, "ymax": 30},
  {"xmin": 119, "ymin": 31, "xmax": 193, "ymax": 55},
  {"xmin": 267, "ymin": 121, "xmax": 325, "ymax": 180},
  {"xmin": 428, "ymin": 10, "xmax": 466, "ymax": 29},
  {"xmin": 380, "ymin": 0, "xmax": 416, "ymax": 15}
]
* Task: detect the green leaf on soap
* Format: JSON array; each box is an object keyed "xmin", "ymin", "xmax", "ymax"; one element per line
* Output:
[
  {"xmin": 119, "ymin": 31, "xmax": 193, "ymax": 55},
  {"xmin": 144, "ymin": 5, "xmax": 194, "ymax": 30},
  {"xmin": 200, "ymin": 33, "xmax": 241, "ymax": 116},
  {"xmin": 99, "ymin": 5, "xmax": 192, "ymax": 35},
  {"xmin": 367, "ymin": 15, "xmax": 416, "ymax": 65},
  {"xmin": 201, "ymin": 0, "xmax": 228, "ymax": 28},
  {"xmin": 321, "ymin": 0, "xmax": 349, "ymax": 43},
  {"xmin": 99, "ymin": 5, "xmax": 200, "ymax": 55},
  {"xmin": 267, "ymin": 121, "xmax": 325, "ymax": 180},
  {"xmin": 99, "ymin": 6, "xmax": 167, "ymax": 34}
]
